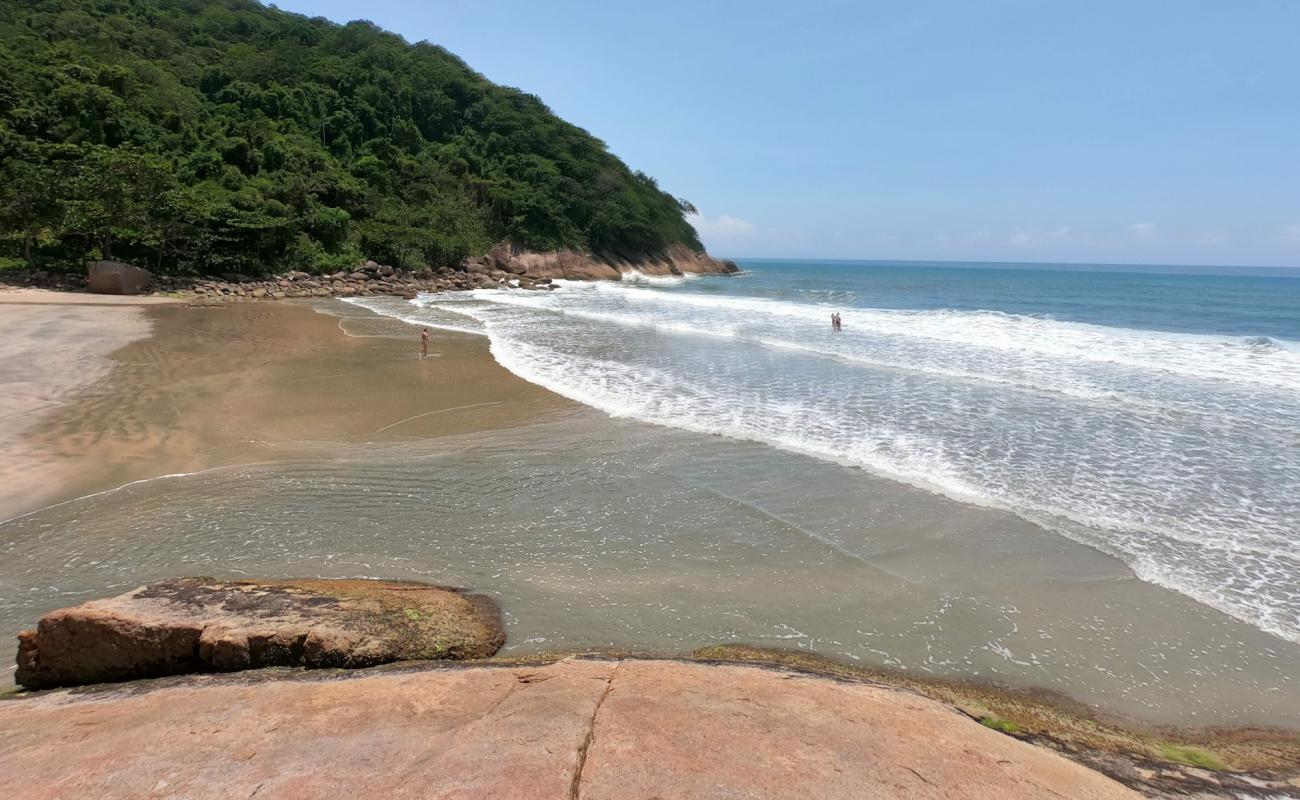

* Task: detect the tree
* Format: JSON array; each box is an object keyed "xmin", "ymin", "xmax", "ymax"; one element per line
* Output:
[
  {"xmin": 0, "ymin": 0, "xmax": 704, "ymax": 274},
  {"xmin": 61, "ymin": 147, "xmax": 173, "ymax": 261},
  {"xmin": 0, "ymin": 156, "xmax": 60, "ymax": 266}
]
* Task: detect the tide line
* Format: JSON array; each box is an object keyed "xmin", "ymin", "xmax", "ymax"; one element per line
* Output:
[{"xmin": 373, "ymin": 401, "xmax": 506, "ymax": 434}]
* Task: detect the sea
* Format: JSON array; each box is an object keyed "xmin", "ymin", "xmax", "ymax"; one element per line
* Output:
[{"xmin": 352, "ymin": 259, "xmax": 1300, "ymax": 646}]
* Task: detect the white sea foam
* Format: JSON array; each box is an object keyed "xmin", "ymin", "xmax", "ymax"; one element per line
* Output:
[
  {"xmin": 360, "ymin": 281, "xmax": 1300, "ymax": 643},
  {"xmin": 620, "ymin": 269, "xmax": 696, "ymax": 286}
]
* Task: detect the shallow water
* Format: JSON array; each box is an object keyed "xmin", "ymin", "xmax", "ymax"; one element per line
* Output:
[
  {"xmin": 347, "ymin": 260, "xmax": 1300, "ymax": 646},
  {"xmin": 2, "ymin": 412, "xmax": 1296, "ymax": 726}
]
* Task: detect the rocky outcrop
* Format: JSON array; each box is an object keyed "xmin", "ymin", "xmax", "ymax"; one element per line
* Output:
[
  {"xmin": 85, "ymin": 260, "xmax": 152, "ymax": 295},
  {"xmin": 14, "ymin": 577, "xmax": 504, "ymax": 689},
  {"xmin": 0, "ymin": 657, "xmax": 1142, "ymax": 800},
  {"xmin": 466, "ymin": 242, "xmax": 740, "ymax": 282},
  {"xmin": 3, "ymin": 244, "xmax": 738, "ymax": 304}
]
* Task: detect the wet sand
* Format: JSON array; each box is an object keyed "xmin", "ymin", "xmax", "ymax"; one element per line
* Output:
[
  {"xmin": 0, "ymin": 298, "xmax": 572, "ymax": 522},
  {"xmin": 1, "ymin": 297, "xmax": 1297, "ymax": 737}
]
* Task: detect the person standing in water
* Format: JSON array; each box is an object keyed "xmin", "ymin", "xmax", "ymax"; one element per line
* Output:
[
  {"xmin": 420, "ymin": 327, "xmax": 430, "ymax": 357},
  {"xmin": 831, "ymin": 312, "xmax": 842, "ymax": 332}
]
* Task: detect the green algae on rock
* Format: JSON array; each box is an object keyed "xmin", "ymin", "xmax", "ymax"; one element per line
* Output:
[{"xmin": 15, "ymin": 577, "xmax": 504, "ymax": 689}]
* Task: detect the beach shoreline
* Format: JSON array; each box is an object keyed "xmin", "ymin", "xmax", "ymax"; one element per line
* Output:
[
  {"xmin": 2, "ymin": 295, "xmax": 1297, "ymax": 785},
  {"xmin": 0, "ymin": 294, "xmax": 574, "ymax": 523}
]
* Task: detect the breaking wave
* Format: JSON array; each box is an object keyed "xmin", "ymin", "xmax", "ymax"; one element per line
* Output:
[{"xmin": 353, "ymin": 279, "xmax": 1300, "ymax": 642}]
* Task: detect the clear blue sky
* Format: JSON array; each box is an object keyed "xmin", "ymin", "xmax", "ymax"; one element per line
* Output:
[{"xmin": 272, "ymin": 0, "xmax": 1299, "ymax": 266}]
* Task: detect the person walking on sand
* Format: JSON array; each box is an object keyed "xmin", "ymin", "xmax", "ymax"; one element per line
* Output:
[{"xmin": 420, "ymin": 327, "xmax": 430, "ymax": 358}]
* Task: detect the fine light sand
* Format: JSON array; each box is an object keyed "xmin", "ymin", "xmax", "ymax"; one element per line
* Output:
[
  {"xmin": 0, "ymin": 298, "xmax": 572, "ymax": 522},
  {"xmin": 0, "ymin": 288, "xmax": 182, "ymax": 306}
]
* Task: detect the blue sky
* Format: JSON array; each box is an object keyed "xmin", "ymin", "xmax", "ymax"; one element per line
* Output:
[{"xmin": 272, "ymin": 0, "xmax": 1300, "ymax": 266}]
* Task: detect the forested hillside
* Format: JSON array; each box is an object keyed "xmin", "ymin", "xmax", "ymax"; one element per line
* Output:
[{"xmin": 0, "ymin": 0, "xmax": 703, "ymax": 274}]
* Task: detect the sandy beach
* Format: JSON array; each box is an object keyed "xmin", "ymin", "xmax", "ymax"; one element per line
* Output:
[{"xmin": 0, "ymin": 295, "xmax": 571, "ymax": 522}]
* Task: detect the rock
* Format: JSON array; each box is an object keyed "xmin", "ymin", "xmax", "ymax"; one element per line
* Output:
[
  {"xmin": 362, "ymin": 260, "xmax": 380, "ymax": 271},
  {"xmin": 286, "ymin": 270, "xmax": 311, "ymax": 282},
  {"xmin": 377, "ymin": 264, "xmax": 395, "ymax": 277},
  {"xmin": 0, "ymin": 658, "xmax": 1142, "ymax": 800},
  {"xmin": 487, "ymin": 242, "xmax": 514, "ymax": 270},
  {"xmin": 86, "ymin": 261, "xmax": 152, "ymax": 295},
  {"xmin": 349, "ymin": 271, "xmax": 367, "ymax": 280},
  {"xmin": 14, "ymin": 577, "xmax": 505, "ymax": 689}
]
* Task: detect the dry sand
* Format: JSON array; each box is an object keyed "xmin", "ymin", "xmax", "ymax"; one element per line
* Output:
[{"xmin": 0, "ymin": 288, "xmax": 181, "ymax": 306}]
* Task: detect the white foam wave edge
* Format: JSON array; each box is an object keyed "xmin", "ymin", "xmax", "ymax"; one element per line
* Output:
[
  {"xmin": 344, "ymin": 289, "xmax": 1300, "ymax": 642},
  {"xmin": 428, "ymin": 291, "xmax": 1297, "ymax": 416},
  {"xmin": 435, "ymin": 285, "xmax": 1300, "ymax": 396},
  {"xmin": 489, "ymin": 334, "xmax": 1300, "ymax": 643},
  {"xmin": 619, "ymin": 269, "xmax": 698, "ymax": 286},
  {"xmin": 0, "ymin": 470, "xmax": 209, "ymax": 527},
  {"xmin": 339, "ymin": 297, "xmax": 488, "ymax": 337}
]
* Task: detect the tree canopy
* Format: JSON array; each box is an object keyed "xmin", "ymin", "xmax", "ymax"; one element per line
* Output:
[{"xmin": 0, "ymin": 0, "xmax": 703, "ymax": 274}]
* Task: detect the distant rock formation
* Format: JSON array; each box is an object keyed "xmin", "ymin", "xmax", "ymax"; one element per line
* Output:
[
  {"xmin": 15, "ymin": 577, "xmax": 504, "ymax": 689},
  {"xmin": 465, "ymin": 242, "xmax": 741, "ymax": 282}
]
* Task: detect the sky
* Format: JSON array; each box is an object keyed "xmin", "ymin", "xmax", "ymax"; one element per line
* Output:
[{"xmin": 272, "ymin": 0, "xmax": 1300, "ymax": 266}]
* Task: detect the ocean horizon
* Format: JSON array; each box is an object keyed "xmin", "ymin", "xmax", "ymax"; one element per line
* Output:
[{"xmin": 724, "ymin": 257, "xmax": 1300, "ymax": 279}]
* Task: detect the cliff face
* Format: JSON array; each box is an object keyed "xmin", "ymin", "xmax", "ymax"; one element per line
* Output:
[{"xmin": 467, "ymin": 244, "xmax": 740, "ymax": 282}]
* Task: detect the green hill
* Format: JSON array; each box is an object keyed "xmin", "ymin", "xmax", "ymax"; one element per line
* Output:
[{"xmin": 0, "ymin": 0, "xmax": 704, "ymax": 274}]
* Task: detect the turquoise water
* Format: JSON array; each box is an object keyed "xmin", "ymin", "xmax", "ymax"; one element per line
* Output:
[
  {"xmin": 714, "ymin": 259, "xmax": 1300, "ymax": 338},
  {"xmin": 355, "ymin": 259, "xmax": 1300, "ymax": 645}
]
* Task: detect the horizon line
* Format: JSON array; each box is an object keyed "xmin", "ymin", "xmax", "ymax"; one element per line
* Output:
[{"xmin": 716, "ymin": 256, "xmax": 1300, "ymax": 272}]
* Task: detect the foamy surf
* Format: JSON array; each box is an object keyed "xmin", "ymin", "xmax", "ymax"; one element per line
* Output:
[{"xmin": 354, "ymin": 269, "xmax": 1300, "ymax": 643}]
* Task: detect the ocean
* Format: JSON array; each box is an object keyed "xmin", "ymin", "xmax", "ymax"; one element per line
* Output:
[{"xmin": 352, "ymin": 259, "xmax": 1300, "ymax": 646}]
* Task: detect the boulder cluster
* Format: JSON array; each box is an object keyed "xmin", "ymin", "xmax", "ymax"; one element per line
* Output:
[
  {"xmin": 182, "ymin": 259, "xmax": 555, "ymax": 301},
  {"xmin": 0, "ymin": 244, "xmax": 738, "ymax": 301}
]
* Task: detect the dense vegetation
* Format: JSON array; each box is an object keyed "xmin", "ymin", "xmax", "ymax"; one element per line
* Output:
[{"xmin": 0, "ymin": 0, "xmax": 702, "ymax": 274}]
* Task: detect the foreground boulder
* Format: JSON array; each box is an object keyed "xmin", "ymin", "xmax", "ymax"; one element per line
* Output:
[{"xmin": 15, "ymin": 577, "xmax": 504, "ymax": 689}]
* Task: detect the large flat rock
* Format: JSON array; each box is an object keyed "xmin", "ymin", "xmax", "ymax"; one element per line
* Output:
[
  {"xmin": 15, "ymin": 578, "xmax": 504, "ymax": 689},
  {"xmin": 0, "ymin": 657, "xmax": 1139, "ymax": 799}
]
